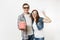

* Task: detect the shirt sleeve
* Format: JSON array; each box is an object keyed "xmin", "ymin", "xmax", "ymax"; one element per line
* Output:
[
  {"xmin": 17, "ymin": 15, "xmax": 21, "ymax": 26},
  {"xmin": 39, "ymin": 17, "xmax": 44, "ymax": 22}
]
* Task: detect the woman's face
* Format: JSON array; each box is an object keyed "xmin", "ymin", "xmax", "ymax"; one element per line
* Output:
[{"xmin": 32, "ymin": 11, "xmax": 37, "ymax": 19}]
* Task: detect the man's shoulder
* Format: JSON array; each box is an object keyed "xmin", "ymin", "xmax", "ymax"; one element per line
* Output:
[
  {"xmin": 18, "ymin": 14, "xmax": 24, "ymax": 17},
  {"xmin": 18, "ymin": 12, "xmax": 31, "ymax": 17}
]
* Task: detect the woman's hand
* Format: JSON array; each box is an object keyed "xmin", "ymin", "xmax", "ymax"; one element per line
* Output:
[
  {"xmin": 42, "ymin": 11, "xmax": 52, "ymax": 23},
  {"xmin": 42, "ymin": 11, "xmax": 47, "ymax": 17}
]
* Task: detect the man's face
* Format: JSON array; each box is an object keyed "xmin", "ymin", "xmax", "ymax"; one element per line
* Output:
[{"xmin": 23, "ymin": 5, "xmax": 29, "ymax": 13}]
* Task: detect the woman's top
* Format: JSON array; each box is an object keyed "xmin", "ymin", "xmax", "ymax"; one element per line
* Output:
[{"xmin": 32, "ymin": 17, "xmax": 44, "ymax": 38}]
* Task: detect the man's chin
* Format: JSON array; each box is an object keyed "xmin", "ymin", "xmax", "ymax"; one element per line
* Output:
[{"xmin": 24, "ymin": 11, "xmax": 29, "ymax": 13}]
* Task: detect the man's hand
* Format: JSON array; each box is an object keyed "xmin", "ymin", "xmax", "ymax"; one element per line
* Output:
[{"xmin": 18, "ymin": 21, "xmax": 27, "ymax": 30}]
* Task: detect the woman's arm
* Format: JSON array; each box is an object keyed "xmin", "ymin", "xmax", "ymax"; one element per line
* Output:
[{"xmin": 42, "ymin": 11, "xmax": 52, "ymax": 23}]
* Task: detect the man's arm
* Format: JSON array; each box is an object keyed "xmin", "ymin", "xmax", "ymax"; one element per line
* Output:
[
  {"xmin": 17, "ymin": 15, "xmax": 21, "ymax": 27},
  {"xmin": 17, "ymin": 14, "xmax": 27, "ymax": 30}
]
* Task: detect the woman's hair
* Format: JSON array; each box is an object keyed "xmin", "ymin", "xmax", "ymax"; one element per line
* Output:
[{"xmin": 30, "ymin": 9, "xmax": 40, "ymax": 23}]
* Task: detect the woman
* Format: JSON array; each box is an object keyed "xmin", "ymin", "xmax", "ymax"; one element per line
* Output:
[{"xmin": 31, "ymin": 10, "xmax": 52, "ymax": 40}]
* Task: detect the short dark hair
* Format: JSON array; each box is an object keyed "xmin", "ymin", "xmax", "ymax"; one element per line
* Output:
[{"xmin": 22, "ymin": 3, "xmax": 30, "ymax": 8}]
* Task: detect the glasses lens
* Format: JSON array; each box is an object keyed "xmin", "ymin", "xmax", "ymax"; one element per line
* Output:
[{"xmin": 23, "ymin": 7, "xmax": 29, "ymax": 9}]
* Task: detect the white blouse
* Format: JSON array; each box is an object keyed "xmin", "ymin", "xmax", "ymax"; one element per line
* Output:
[{"xmin": 33, "ymin": 21, "xmax": 44, "ymax": 38}]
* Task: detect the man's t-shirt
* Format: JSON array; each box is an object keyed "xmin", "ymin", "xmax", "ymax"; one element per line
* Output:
[{"xmin": 24, "ymin": 13, "xmax": 33, "ymax": 35}]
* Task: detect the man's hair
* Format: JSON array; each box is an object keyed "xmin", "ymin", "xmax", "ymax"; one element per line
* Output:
[{"xmin": 22, "ymin": 3, "xmax": 30, "ymax": 8}]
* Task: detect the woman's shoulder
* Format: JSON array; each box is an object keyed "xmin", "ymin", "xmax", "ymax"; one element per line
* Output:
[
  {"xmin": 39, "ymin": 17, "xmax": 44, "ymax": 19},
  {"xmin": 39, "ymin": 17, "xmax": 44, "ymax": 21}
]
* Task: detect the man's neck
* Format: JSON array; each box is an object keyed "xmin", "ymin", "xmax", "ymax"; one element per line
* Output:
[{"xmin": 24, "ymin": 12, "xmax": 29, "ymax": 14}]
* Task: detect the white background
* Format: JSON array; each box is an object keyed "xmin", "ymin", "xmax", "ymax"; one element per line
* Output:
[{"xmin": 0, "ymin": 0, "xmax": 60, "ymax": 40}]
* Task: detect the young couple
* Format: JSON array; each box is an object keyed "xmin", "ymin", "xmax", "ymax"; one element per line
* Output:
[{"xmin": 18, "ymin": 3, "xmax": 51, "ymax": 40}]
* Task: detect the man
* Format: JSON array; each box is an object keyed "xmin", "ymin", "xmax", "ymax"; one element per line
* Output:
[{"xmin": 18, "ymin": 3, "xmax": 34, "ymax": 40}]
